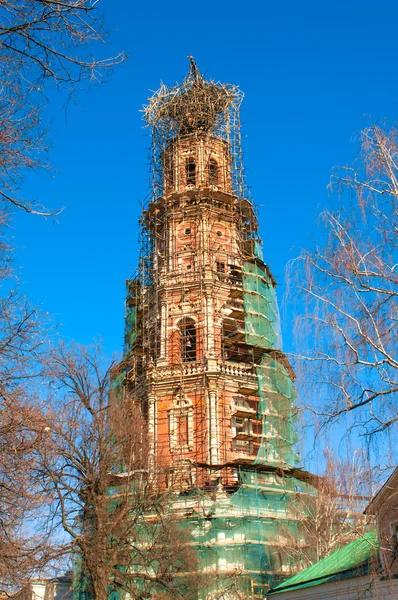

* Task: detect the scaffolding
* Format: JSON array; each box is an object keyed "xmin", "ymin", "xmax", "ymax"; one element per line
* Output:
[
  {"xmin": 114, "ymin": 58, "xmax": 313, "ymax": 598},
  {"xmin": 143, "ymin": 57, "xmax": 246, "ymax": 200}
]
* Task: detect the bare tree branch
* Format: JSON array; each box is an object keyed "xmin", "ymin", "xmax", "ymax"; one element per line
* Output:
[
  {"xmin": 0, "ymin": 0, "xmax": 125, "ymax": 215},
  {"xmin": 288, "ymin": 124, "xmax": 397, "ymax": 440},
  {"xmin": 36, "ymin": 344, "xmax": 203, "ymax": 600}
]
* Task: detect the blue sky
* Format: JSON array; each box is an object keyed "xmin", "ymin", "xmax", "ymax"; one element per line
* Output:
[{"xmin": 13, "ymin": 0, "xmax": 398, "ymax": 363}]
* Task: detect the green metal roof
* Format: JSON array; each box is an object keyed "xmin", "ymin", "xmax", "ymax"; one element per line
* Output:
[{"xmin": 269, "ymin": 530, "xmax": 379, "ymax": 595}]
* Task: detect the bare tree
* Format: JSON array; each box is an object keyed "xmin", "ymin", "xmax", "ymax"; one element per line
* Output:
[
  {"xmin": 37, "ymin": 344, "xmax": 201, "ymax": 600},
  {"xmin": 289, "ymin": 124, "xmax": 397, "ymax": 440},
  {"xmin": 0, "ymin": 393, "xmax": 61, "ymax": 594},
  {"xmin": 0, "ymin": 1, "xmax": 125, "ymax": 215},
  {"xmin": 0, "ymin": 210, "xmax": 60, "ymax": 594},
  {"xmin": 280, "ymin": 450, "xmax": 372, "ymax": 571},
  {"xmin": 0, "ymin": 3, "xmax": 127, "ymax": 592}
]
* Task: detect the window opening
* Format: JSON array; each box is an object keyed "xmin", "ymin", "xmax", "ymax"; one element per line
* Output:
[
  {"xmin": 232, "ymin": 416, "xmax": 252, "ymax": 436},
  {"xmin": 232, "ymin": 396, "xmax": 255, "ymax": 413},
  {"xmin": 235, "ymin": 418, "xmax": 244, "ymax": 435},
  {"xmin": 209, "ymin": 158, "xmax": 219, "ymax": 185},
  {"xmin": 216, "ymin": 261, "xmax": 226, "ymax": 280},
  {"xmin": 186, "ymin": 158, "xmax": 196, "ymax": 186},
  {"xmin": 222, "ymin": 321, "xmax": 229, "ymax": 359},
  {"xmin": 179, "ymin": 317, "xmax": 197, "ymax": 362},
  {"xmin": 229, "ymin": 265, "xmax": 242, "ymax": 285},
  {"xmin": 232, "ymin": 439, "xmax": 253, "ymax": 455}
]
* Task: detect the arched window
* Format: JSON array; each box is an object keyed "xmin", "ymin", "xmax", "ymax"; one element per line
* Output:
[
  {"xmin": 209, "ymin": 158, "xmax": 219, "ymax": 186},
  {"xmin": 186, "ymin": 157, "xmax": 196, "ymax": 186},
  {"xmin": 169, "ymin": 392, "xmax": 194, "ymax": 451},
  {"xmin": 178, "ymin": 317, "xmax": 197, "ymax": 362}
]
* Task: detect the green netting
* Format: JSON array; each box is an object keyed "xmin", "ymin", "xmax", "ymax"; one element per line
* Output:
[
  {"xmin": 175, "ymin": 470, "xmax": 313, "ymax": 598},
  {"xmin": 112, "ymin": 371, "xmax": 125, "ymax": 390},
  {"xmin": 241, "ymin": 260, "xmax": 298, "ymax": 468},
  {"xmin": 242, "ymin": 261, "xmax": 281, "ymax": 349},
  {"xmin": 75, "ymin": 471, "xmax": 315, "ymax": 600},
  {"xmin": 253, "ymin": 240, "xmax": 264, "ymax": 261},
  {"xmin": 124, "ymin": 306, "xmax": 137, "ymax": 352},
  {"xmin": 83, "ymin": 255, "xmax": 305, "ymax": 599},
  {"xmin": 255, "ymin": 355, "xmax": 298, "ymax": 466},
  {"xmin": 111, "ymin": 370, "xmax": 125, "ymax": 403}
]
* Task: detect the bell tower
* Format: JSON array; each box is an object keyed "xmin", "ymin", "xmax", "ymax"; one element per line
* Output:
[{"xmin": 118, "ymin": 59, "xmax": 311, "ymax": 598}]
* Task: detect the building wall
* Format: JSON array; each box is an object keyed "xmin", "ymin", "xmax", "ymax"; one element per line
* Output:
[
  {"xmin": 16, "ymin": 579, "xmax": 73, "ymax": 600},
  {"xmin": 142, "ymin": 130, "xmax": 269, "ymax": 486},
  {"xmin": 163, "ymin": 134, "xmax": 232, "ymax": 195},
  {"xmin": 375, "ymin": 471, "xmax": 398, "ymax": 577}
]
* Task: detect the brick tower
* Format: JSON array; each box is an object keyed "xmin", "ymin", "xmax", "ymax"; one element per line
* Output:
[{"xmin": 119, "ymin": 59, "xmax": 310, "ymax": 598}]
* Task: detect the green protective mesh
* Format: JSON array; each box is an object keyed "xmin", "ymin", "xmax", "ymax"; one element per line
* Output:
[
  {"xmin": 242, "ymin": 262, "xmax": 281, "ymax": 350},
  {"xmin": 74, "ymin": 469, "xmax": 316, "ymax": 600},
  {"xmin": 255, "ymin": 355, "xmax": 299, "ymax": 467},
  {"xmin": 124, "ymin": 306, "xmax": 137, "ymax": 353},
  {"xmin": 175, "ymin": 470, "xmax": 313, "ymax": 597},
  {"xmin": 242, "ymin": 260, "xmax": 298, "ymax": 468},
  {"xmin": 84, "ymin": 254, "xmax": 306, "ymax": 599},
  {"xmin": 253, "ymin": 240, "xmax": 264, "ymax": 261},
  {"xmin": 111, "ymin": 370, "xmax": 126, "ymax": 404}
]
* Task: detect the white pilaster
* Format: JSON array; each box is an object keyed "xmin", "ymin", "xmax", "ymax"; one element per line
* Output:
[
  {"xmin": 148, "ymin": 393, "xmax": 157, "ymax": 476},
  {"xmin": 208, "ymin": 388, "xmax": 219, "ymax": 465},
  {"xmin": 159, "ymin": 300, "xmax": 167, "ymax": 362}
]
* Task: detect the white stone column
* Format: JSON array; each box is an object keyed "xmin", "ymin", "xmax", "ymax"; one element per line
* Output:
[
  {"xmin": 208, "ymin": 388, "xmax": 219, "ymax": 465},
  {"xmin": 159, "ymin": 300, "xmax": 167, "ymax": 362},
  {"xmin": 168, "ymin": 218, "xmax": 174, "ymax": 271},
  {"xmin": 201, "ymin": 211, "xmax": 210, "ymax": 270}
]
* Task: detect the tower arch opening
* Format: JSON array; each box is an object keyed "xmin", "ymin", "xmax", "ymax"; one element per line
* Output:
[
  {"xmin": 185, "ymin": 157, "xmax": 196, "ymax": 186},
  {"xmin": 209, "ymin": 157, "xmax": 219, "ymax": 186},
  {"xmin": 178, "ymin": 317, "xmax": 197, "ymax": 362}
]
